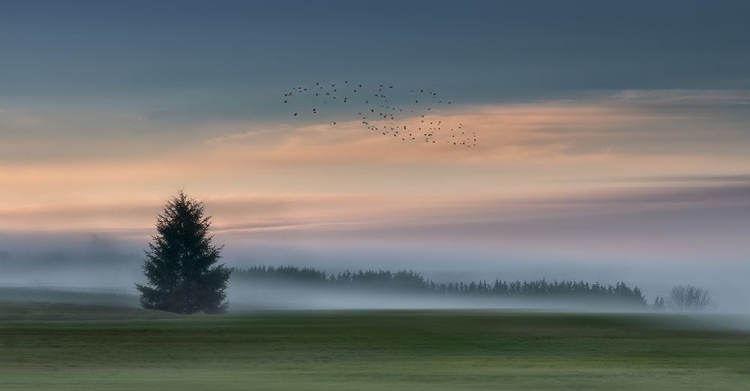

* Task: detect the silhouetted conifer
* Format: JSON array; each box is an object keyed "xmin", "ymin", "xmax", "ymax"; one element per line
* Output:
[{"xmin": 136, "ymin": 191, "xmax": 231, "ymax": 314}]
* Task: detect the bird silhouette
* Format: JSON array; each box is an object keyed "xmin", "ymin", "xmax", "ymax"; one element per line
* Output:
[{"xmin": 281, "ymin": 81, "xmax": 475, "ymax": 149}]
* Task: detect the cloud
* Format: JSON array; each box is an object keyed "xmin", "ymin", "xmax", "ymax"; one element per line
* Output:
[
  {"xmin": 210, "ymin": 184, "xmax": 750, "ymax": 264},
  {"xmin": 2, "ymin": 89, "xmax": 749, "ymax": 234},
  {"xmin": 3, "ymin": 89, "xmax": 749, "ymax": 168},
  {"xmin": 2, "ymin": 180, "xmax": 747, "ymax": 264},
  {"xmin": 197, "ymin": 89, "xmax": 750, "ymax": 167}
]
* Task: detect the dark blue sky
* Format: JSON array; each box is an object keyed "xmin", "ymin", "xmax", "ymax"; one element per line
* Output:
[{"xmin": 2, "ymin": 0, "xmax": 749, "ymax": 123}]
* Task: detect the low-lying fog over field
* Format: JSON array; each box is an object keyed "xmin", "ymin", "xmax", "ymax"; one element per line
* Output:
[{"xmin": 2, "ymin": 233, "xmax": 748, "ymax": 314}]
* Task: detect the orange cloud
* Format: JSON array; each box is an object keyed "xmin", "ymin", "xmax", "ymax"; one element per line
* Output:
[
  {"xmin": 2, "ymin": 91, "xmax": 749, "ymax": 215},
  {"xmin": 199, "ymin": 91, "xmax": 750, "ymax": 169}
]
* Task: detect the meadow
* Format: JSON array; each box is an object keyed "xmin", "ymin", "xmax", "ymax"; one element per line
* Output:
[{"xmin": 1, "ymin": 301, "xmax": 749, "ymax": 390}]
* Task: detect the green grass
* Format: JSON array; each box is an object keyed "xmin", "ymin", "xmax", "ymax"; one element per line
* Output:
[{"xmin": 1, "ymin": 304, "xmax": 749, "ymax": 390}]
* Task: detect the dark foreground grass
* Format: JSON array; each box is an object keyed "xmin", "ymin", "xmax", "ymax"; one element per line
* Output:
[{"xmin": 1, "ymin": 304, "xmax": 749, "ymax": 390}]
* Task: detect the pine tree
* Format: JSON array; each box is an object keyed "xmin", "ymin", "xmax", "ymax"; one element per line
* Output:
[
  {"xmin": 136, "ymin": 191, "xmax": 232, "ymax": 314},
  {"xmin": 651, "ymin": 296, "xmax": 666, "ymax": 311}
]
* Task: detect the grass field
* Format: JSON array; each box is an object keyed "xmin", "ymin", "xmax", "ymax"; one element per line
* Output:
[{"xmin": 1, "ymin": 303, "xmax": 749, "ymax": 390}]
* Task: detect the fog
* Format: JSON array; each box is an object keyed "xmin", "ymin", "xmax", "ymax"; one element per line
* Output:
[
  {"xmin": 226, "ymin": 281, "xmax": 643, "ymax": 313},
  {"xmin": 0, "ymin": 233, "xmax": 141, "ymax": 292},
  {"xmin": 1, "ymin": 233, "xmax": 749, "ymax": 315}
]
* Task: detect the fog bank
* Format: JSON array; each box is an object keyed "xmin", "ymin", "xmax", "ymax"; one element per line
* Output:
[{"xmin": 1, "ymin": 234, "xmax": 748, "ymax": 314}]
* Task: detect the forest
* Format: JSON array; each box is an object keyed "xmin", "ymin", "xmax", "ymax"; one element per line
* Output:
[{"xmin": 232, "ymin": 266, "xmax": 649, "ymax": 307}]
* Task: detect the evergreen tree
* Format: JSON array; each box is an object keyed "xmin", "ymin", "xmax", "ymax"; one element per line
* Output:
[
  {"xmin": 651, "ymin": 296, "xmax": 666, "ymax": 311},
  {"xmin": 136, "ymin": 191, "xmax": 231, "ymax": 314}
]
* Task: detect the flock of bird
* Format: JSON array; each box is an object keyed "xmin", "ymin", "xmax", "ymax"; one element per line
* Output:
[{"xmin": 282, "ymin": 81, "xmax": 478, "ymax": 148}]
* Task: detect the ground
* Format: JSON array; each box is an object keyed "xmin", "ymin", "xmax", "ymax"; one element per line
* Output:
[{"xmin": 1, "ymin": 302, "xmax": 749, "ymax": 390}]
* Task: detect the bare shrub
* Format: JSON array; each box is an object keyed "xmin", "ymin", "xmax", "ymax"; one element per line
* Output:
[{"xmin": 666, "ymin": 285, "xmax": 716, "ymax": 311}]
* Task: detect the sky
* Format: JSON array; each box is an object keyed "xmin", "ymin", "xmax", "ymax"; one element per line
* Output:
[{"xmin": 1, "ymin": 1, "xmax": 749, "ymax": 301}]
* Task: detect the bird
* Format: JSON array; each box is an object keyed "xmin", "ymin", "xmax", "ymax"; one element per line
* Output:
[{"xmin": 280, "ymin": 81, "xmax": 473, "ymax": 149}]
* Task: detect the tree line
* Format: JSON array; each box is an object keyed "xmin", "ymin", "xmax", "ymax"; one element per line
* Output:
[
  {"xmin": 135, "ymin": 192, "xmax": 716, "ymax": 314},
  {"xmin": 233, "ymin": 265, "xmax": 648, "ymax": 307}
]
